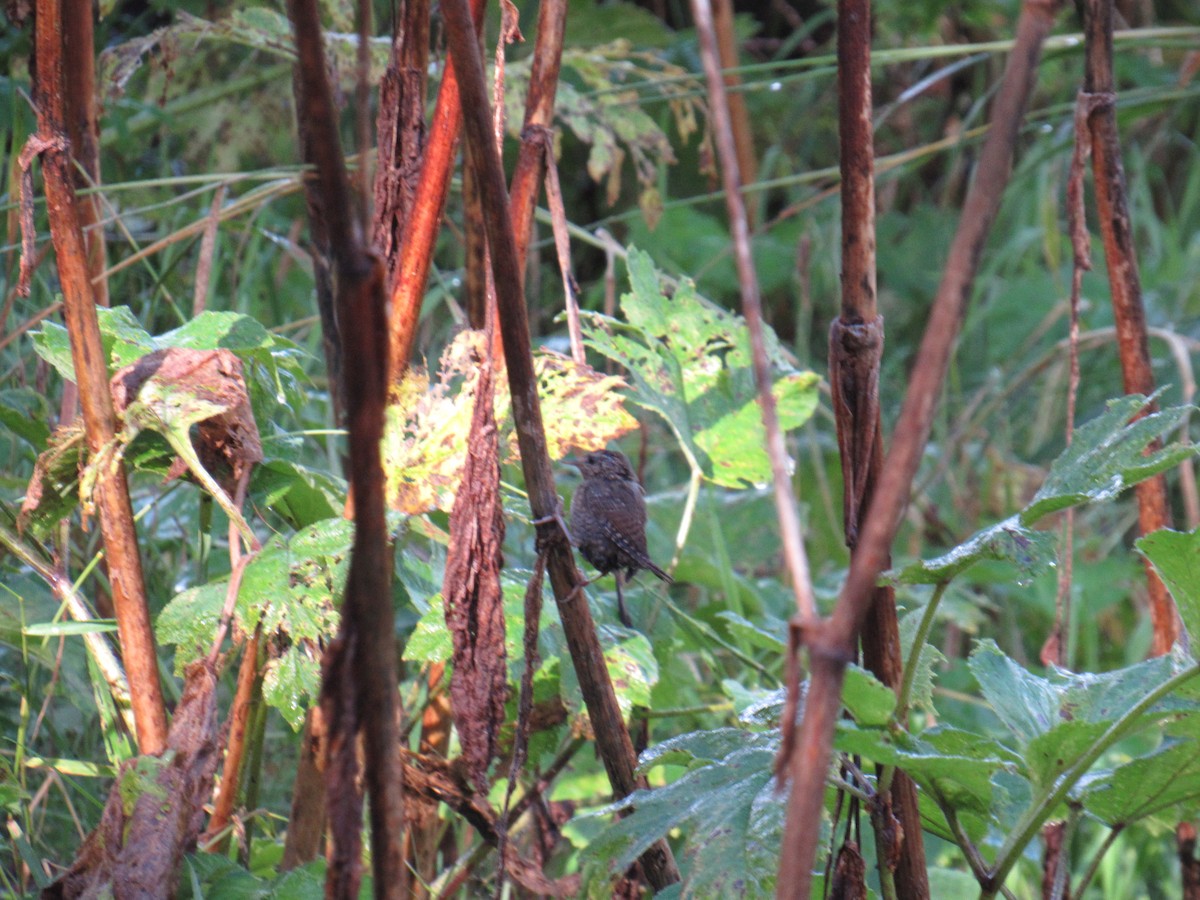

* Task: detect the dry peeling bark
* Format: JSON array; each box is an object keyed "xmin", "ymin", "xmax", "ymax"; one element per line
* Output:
[{"xmin": 442, "ymin": 332, "xmax": 508, "ymax": 791}]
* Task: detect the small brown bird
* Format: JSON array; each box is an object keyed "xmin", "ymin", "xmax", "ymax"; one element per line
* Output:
[{"xmin": 568, "ymin": 449, "xmax": 671, "ymax": 626}]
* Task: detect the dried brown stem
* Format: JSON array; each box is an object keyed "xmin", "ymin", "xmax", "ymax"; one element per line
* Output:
[
  {"xmin": 779, "ymin": 1, "xmax": 1065, "ymax": 895},
  {"xmin": 508, "ymin": 0, "xmax": 569, "ymax": 269},
  {"xmin": 280, "ymin": 707, "xmax": 328, "ymax": 870},
  {"xmin": 373, "ymin": 0, "xmax": 431, "ymax": 282},
  {"xmin": 1083, "ymin": 0, "xmax": 1176, "ymax": 655},
  {"xmin": 712, "ymin": 0, "xmax": 757, "ymax": 227},
  {"xmin": 439, "ymin": 0, "xmax": 680, "ymax": 888},
  {"xmin": 33, "ymin": 0, "xmax": 168, "ymax": 756},
  {"xmin": 287, "ymin": 2, "xmax": 407, "ymax": 896},
  {"xmin": 829, "ymin": 0, "xmax": 928, "ymax": 895}
]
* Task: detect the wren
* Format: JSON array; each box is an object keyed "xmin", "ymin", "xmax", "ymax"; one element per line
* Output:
[{"xmin": 568, "ymin": 449, "xmax": 671, "ymax": 626}]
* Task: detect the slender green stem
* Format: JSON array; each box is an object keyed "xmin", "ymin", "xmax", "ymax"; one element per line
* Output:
[
  {"xmin": 662, "ymin": 594, "xmax": 774, "ymax": 680},
  {"xmin": 827, "ymin": 773, "xmax": 873, "ymax": 804},
  {"xmin": 877, "ymin": 582, "xmax": 947, "ymax": 797},
  {"xmin": 897, "ymin": 582, "xmax": 949, "ymax": 721},
  {"xmin": 1071, "ymin": 823, "xmax": 1123, "ymax": 899}
]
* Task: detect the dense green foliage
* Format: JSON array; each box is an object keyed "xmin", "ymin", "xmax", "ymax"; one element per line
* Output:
[{"xmin": 2, "ymin": 0, "xmax": 1200, "ymax": 896}]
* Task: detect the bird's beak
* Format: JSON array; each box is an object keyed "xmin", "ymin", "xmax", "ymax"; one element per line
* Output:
[{"xmin": 564, "ymin": 457, "xmax": 584, "ymax": 470}]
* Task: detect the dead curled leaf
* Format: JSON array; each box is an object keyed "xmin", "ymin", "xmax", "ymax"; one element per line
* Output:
[
  {"xmin": 20, "ymin": 348, "xmax": 262, "ymax": 531},
  {"xmin": 110, "ymin": 347, "xmax": 262, "ymax": 488}
]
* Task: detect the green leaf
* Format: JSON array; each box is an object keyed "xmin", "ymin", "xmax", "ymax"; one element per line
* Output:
[
  {"xmin": 601, "ymin": 628, "xmax": 658, "ymax": 713},
  {"xmin": 1024, "ymin": 719, "xmax": 1112, "ymax": 791},
  {"xmin": 715, "ymin": 611, "xmax": 785, "ymax": 653},
  {"xmin": 263, "ymin": 647, "xmax": 321, "ymax": 732},
  {"xmin": 1022, "ymin": 395, "xmax": 1196, "ymax": 523},
  {"xmin": 928, "ymin": 868, "xmax": 983, "ymax": 896},
  {"xmin": 157, "ymin": 581, "xmax": 227, "ymax": 671},
  {"xmin": 581, "ymin": 249, "xmax": 819, "ymax": 487},
  {"xmin": 0, "ymin": 388, "xmax": 52, "ymax": 450},
  {"xmin": 1138, "ymin": 528, "xmax": 1200, "ymax": 651},
  {"xmin": 254, "ymin": 459, "xmax": 346, "ymax": 529},
  {"xmin": 890, "ymin": 395, "xmax": 1196, "ymax": 585},
  {"xmin": 694, "ymin": 373, "xmax": 820, "ymax": 487},
  {"xmin": 159, "ymin": 517, "xmax": 351, "ymax": 725},
  {"xmin": 842, "ymin": 664, "xmax": 896, "ymax": 727},
  {"xmin": 403, "ymin": 597, "xmax": 452, "ymax": 666},
  {"xmin": 969, "ymin": 640, "xmax": 1188, "ymax": 747},
  {"xmin": 899, "ymin": 605, "xmax": 946, "ymax": 714},
  {"xmin": 1083, "ymin": 716, "xmax": 1200, "ymax": 824},
  {"xmin": 888, "ymin": 516, "xmax": 1056, "ymax": 585},
  {"xmin": 32, "ymin": 306, "xmax": 154, "ymax": 381},
  {"xmin": 580, "ymin": 729, "xmax": 782, "ymax": 897},
  {"xmin": 835, "ymin": 723, "xmax": 1018, "ymax": 823}
]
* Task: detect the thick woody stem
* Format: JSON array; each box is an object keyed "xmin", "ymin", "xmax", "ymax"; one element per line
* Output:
[
  {"xmin": 440, "ymin": 0, "xmax": 680, "ymax": 887},
  {"xmin": 34, "ymin": 0, "xmax": 168, "ymax": 755},
  {"xmin": 779, "ymin": 2, "xmax": 1064, "ymax": 895}
]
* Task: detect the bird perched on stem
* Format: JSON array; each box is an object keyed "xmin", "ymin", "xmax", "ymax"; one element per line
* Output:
[{"xmin": 568, "ymin": 449, "xmax": 671, "ymax": 626}]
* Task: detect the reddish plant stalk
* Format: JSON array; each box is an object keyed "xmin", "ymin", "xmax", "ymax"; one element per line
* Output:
[
  {"xmin": 779, "ymin": 1, "xmax": 1065, "ymax": 895},
  {"xmin": 33, "ymin": 0, "xmax": 168, "ymax": 756},
  {"xmin": 204, "ymin": 626, "xmax": 263, "ymax": 851},
  {"xmin": 1083, "ymin": 0, "xmax": 1176, "ymax": 655},
  {"xmin": 508, "ymin": 0, "xmax": 569, "ymax": 269},
  {"xmin": 386, "ymin": 0, "xmax": 486, "ymax": 385},
  {"xmin": 287, "ymin": 2, "xmax": 407, "ymax": 896},
  {"xmin": 62, "ymin": 0, "xmax": 107, "ymax": 309},
  {"xmin": 439, "ymin": 0, "xmax": 680, "ymax": 887}
]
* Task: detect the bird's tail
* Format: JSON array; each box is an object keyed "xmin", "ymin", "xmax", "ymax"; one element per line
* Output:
[{"xmin": 645, "ymin": 559, "xmax": 672, "ymax": 583}]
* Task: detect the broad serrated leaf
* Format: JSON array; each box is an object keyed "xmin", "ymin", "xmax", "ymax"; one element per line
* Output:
[
  {"xmin": 32, "ymin": 306, "xmax": 154, "ymax": 382},
  {"xmin": 1022, "ymin": 395, "xmax": 1196, "ymax": 523},
  {"xmin": 1025, "ymin": 719, "xmax": 1112, "ymax": 791},
  {"xmin": 580, "ymin": 729, "xmax": 782, "ymax": 898},
  {"xmin": 1138, "ymin": 528, "xmax": 1200, "ymax": 652},
  {"xmin": 890, "ymin": 396, "xmax": 1195, "ymax": 585},
  {"xmin": 253, "ymin": 459, "xmax": 346, "ymax": 529},
  {"xmin": 385, "ymin": 331, "xmax": 636, "ymax": 513},
  {"xmin": 0, "ymin": 388, "xmax": 52, "ymax": 451},
  {"xmin": 600, "ymin": 628, "xmax": 658, "ymax": 713},
  {"xmin": 1083, "ymin": 716, "xmax": 1200, "ymax": 824},
  {"xmin": 582, "ymin": 249, "xmax": 818, "ymax": 487},
  {"xmin": 836, "ymin": 723, "xmax": 1018, "ymax": 827},
  {"xmin": 558, "ymin": 624, "xmax": 660, "ymax": 718},
  {"xmin": 970, "ymin": 640, "xmax": 1190, "ymax": 749},
  {"xmin": 888, "ymin": 516, "xmax": 1056, "ymax": 585},
  {"xmin": 156, "ymin": 581, "xmax": 227, "ymax": 672},
  {"xmin": 694, "ymin": 373, "xmax": 820, "ymax": 486},
  {"xmin": 899, "ymin": 605, "xmax": 946, "ymax": 715}
]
